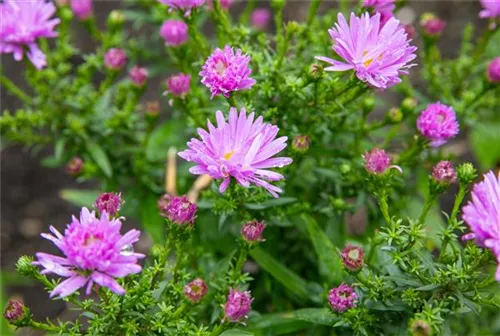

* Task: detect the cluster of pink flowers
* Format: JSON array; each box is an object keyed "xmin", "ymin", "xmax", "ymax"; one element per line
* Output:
[
  {"xmin": 328, "ymin": 283, "xmax": 358, "ymax": 313},
  {"xmin": 160, "ymin": 19, "xmax": 189, "ymax": 47},
  {"xmin": 200, "ymin": 46, "xmax": 256, "ymax": 98},
  {"xmin": 416, "ymin": 102, "xmax": 459, "ymax": 147},
  {"xmin": 462, "ymin": 171, "xmax": 500, "ymax": 280},
  {"xmin": 224, "ymin": 288, "xmax": 253, "ymax": 322},
  {"xmin": 0, "ymin": 0, "xmax": 60, "ymax": 69},
  {"xmin": 34, "ymin": 207, "xmax": 144, "ymax": 298},
  {"xmin": 179, "ymin": 108, "xmax": 293, "ymax": 197},
  {"xmin": 316, "ymin": 12, "xmax": 417, "ymax": 90}
]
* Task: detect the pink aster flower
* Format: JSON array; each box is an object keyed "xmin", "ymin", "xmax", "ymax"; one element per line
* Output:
[
  {"xmin": 432, "ymin": 161, "xmax": 457, "ymax": 184},
  {"xmin": 71, "ymin": 0, "xmax": 93, "ymax": 20},
  {"xmin": 224, "ymin": 288, "xmax": 253, "ymax": 322},
  {"xmin": 200, "ymin": 46, "xmax": 256, "ymax": 98},
  {"xmin": 480, "ymin": 0, "xmax": 500, "ymax": 19},
  {"xmin": 4, "ymin": 300, "xmax": 26, "ymax": 324},
  {"xmin": 178, "ymin": 108, "xmax": 293, "ymax": 198},
  {"xmin": 328, "ymin": 283, "xmax": 358, "ymax": 313},
  {"xmin": 420, "ymin": 13, "xmax": 446, "ymax": 36},
  {"xmin": 241, "ymin": 220, "xmax": 266, "ymax": 242},
  {"xmin": 363, "ymin": 148, "xmax": 402, "ymax": 174},
  {"xmin": 104, "ymin": 48, "xmax": 127, "ymax": 70},
  {"xmin": 158, "ymin": 194, "xmax": 197, "ymax": 226},
  {"xmin": 160, "ymin": 19, "xmax": 188, "ymax": 47},
  {"xmin": 462, "ymin": 171, "xmax": 500, "ymax": 280},
  {"xmin": 316, "ymin": 12, "xmax": 417, "ymax": 90},
  {"xmin": 165, "ymin": 73, "xmax": 191, "ymax": 98},
  {"xmin": 0, "ymin": 0, "xmax": 60, "ymax": 70},
  {"xmin": 416, "ymin": 102, "xmax": 459, "ymax": 147},
  {"xmin": 33, "ymin": 207, "xmax": 144, "ymax": 298},
  {"xmin": 487, "ymin": 57, "xmax": 500, "ymax": 83},
  {"xmin": 251, "ymin": 8, "xmax": 272, "ymax": 30},
  {"xmin": 184, "ymin": 278, "xmax": 208, "ymax": 303},
  {"xmin": 94, "ymin": 192, "xmax": 123, "ymax": 216},
  {"xmin": 129, "ymin": 66, "xmax": 148, "ymax": 87}
]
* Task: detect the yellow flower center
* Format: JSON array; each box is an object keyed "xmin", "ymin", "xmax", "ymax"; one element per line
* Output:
[{"xmin": 223, "ymin": 151, "xmax": 234, "ymax": 160}]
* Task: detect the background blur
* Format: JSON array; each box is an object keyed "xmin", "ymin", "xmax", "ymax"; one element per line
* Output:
[{"xmin": 0, "ymin": 1, "xmax": 487, "ymax": 334}]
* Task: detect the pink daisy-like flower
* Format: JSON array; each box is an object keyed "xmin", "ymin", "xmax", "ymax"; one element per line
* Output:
[
  {"xmin": 479, "ymin": 0, "xmax": 500, "ymax": 19},
  {"xmin": 0, "ymin": 0, "xmax": 60, "ymax": 69},
  {"xmin": 200, "ymin": 45, "xmax": 256, "ymax": 98},
  {"xmin": 160, "ymin": 19, "xmax": 188, "ymax": 47},
  {"xmin": 416, "ymin": 102, "xmax": 459, "ymax": 147},
  {"xmin": 224, "ymin": 288, "xmax": 253, "ymax": 322},
  {"xmin": 462, "ymin": 171, "xmax": 500, "ymax": 280},
  {"xmin": 71, "ymin": 0, "xmax": 93, "ymax": 20},
  {"xmin": 328, "ymin": 283, "xmax": 358, "ymax": 313},
  {"xmin": 178, "ymin": 108, "xmax": 293, "ymax": 198},
  {"xmin": 316, "ymin": 12, "xmax": 417, "ymax": 90},
  {"xmin": 33, "ymin": 207, "xmax": 144, "ymax": 298},
  {"xmin": 487, "ymin": 57, "xmax": 500, "ymax": 83}
]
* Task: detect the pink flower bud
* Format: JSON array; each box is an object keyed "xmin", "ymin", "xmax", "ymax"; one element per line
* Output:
[
  {"xmin": 341, "ymin": 245, "xmax": 364, "ymax": 272},
  {"xmin": 4, "ymin": 300, "xmax": 26, "ymax": 324},
  {"xmin": 160, "ymin": 19, "xmax": 188, "ymax": 47},
  {"xmin": 166, "ymin": 73, "xmax": 191, "ymax": 97},
  {"xmin": 129, "ymin": 66, "xmax": 148, "ymax": 87},
  {"xmin": 241, "ymin": 220, "xmax": 266, "ymax": 243},
  {"xmin": 94, "ymin": 192, "xmax": 123, "ymax": 216},
  {"xmin": 432, "ymin": 161, "xmax": 457, "ymax": 184},
  {"xmin": 104, "ymin": 48, "xmax": 127, "ymax": 70},
  {"xmin": 66, "ymin": 157, "xmax": 84, "ymax": 176},
  {"xmin": 184, "ymin": 278, "xmax": 208, "ymax": 303},
  {"xmin": 363, "ymin": 148, "xmax": 390, "ymax": 174},
  {"xmin": 224, "ymin": 288, "xmax": 253, "ymax": 322},
  {"xmin": 328, "ymin": 283, "xmax": 358, "ymax": 313},
  {"xmin": 420, "ymin": 13, "xmax": 446, "ymax": 36},
  {"xmin": 71, "ymin": 0, "xmax": 93, "ymax": 20},
  {"xmin": 158, "ymin": 195, "xmax": 197, "ymax": 226},
  {"xmin": 292, "ymin": 135, "xmax": 311, "ymax": 152},
  {"xmin": 251, "ymin": 8, "xmax": 272, "ymax": 30},
  {"xmin": 487, "ymin": 57, "xmax": 500, "ymax": 83}
]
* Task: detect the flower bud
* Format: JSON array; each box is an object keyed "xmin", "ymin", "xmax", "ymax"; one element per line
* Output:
[
  {"xmin": 309, "ymin": 63, "xmax": 324, "ymax": 80},
  {"xmin": 241, "ymin": 220, "xmax": 266, "ymax": 243},
  {"xmin": 292, "ymin": 135, "xmax": 311, "ymax": 152},
  {"xmin": 387, "ymin": 107, "xmax": 403, "ymax": 123},
  {"xmin": 487, "ymin": 57, "xmax": 500, "ymax": 84},
  {"xmin": 404, "ymin": 24, "xmax": 417, "ymax": 40},
  {"xmin": 224, "ymin": 288, "xmax": 253, "ymax": 322},
  {"xmin": 129, "ymin": 66, "xmax": 148, "ymax": 87},
  {"xmin": 401, "ymin": 97, "xmax": 418, "ymax": 115},
  {"xmin": 184, "ymin": 278, "xmax": 208, "ymax": 303},
  {"xmin": 409, "ymin": 319, "xmax": 432, "ymax": 336},
  {"xmin": 286, "ymin": 21, "xmax": 301, "ymax": 35},
  {"xmin": 362, "ymin": 96, "xmax": 376, "ymax": 115},
  {"xmin": 66, "ymin": 157, "xmax": 84, "ymax": 176},
  {"xmin": 341, "ymin": 245, "xmax": 364, "ymax": 272},
  {"xmin": 340, "ymin": 163, "xmax": 351, "ymax": 174},
  {"xmin": 94, "ymin": 192, "xmax": 123, "ymax": 216},
  {"xmin": 16, "ymin": 256, "xmax": 37, "ymax": 277},
  {"xmin": 4, "ymin": 300, "xmax": 29, "ymax": 326},
  {"xmin": 108, "ymin": 10, "xmax": 125, "ymax": 27},
  {"xmin": 271, "ymin": 0, "xmax": 285, "ymax": 10},
  {"xmin": 420, "ymin": 13, "xmax": 446, "ymax": 36},
  {"xmin": 251, "ymin": 8, "xmax": 272, "ymax": 30},
  {"xmin": 363, "ymin": 148, "xmax": 390, "ymax": 174},
  {"xmin": 160, "ymin": 20, "xmax": 188, "ymax": 47},
  {"xmin": 457, "ymin": 163, "xmax": 477, "ymax": 185},
  {"xmin": 432, "ymin": 161, "xmax": 456, "ymax": 184},
  {"xmin": 71, "ymin": 0, "xmax": 93, "ymax": 21},
  {"xmin": 145, "ymin": 101, "xmax": 161, "ymax": 118},
  {"xmin": 158, "ymin": 195, "xmax": 197, "ymax": 226},
  {"xmin": 165, "ymin": 73, "xmax": 191, "ymax": 98},
  {"xmin": 328, "ymin": 283, "xmax": 358, "ymax": 313},
  {"xmin": 104, "ymin": 48, "xmax": 127, "ymax": 71}
]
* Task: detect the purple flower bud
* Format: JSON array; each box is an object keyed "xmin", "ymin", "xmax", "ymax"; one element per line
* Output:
[
  {"xmin": 104, "ymin": 48, "xmax": 127, "ymax": 70},
  {"xmin": 420, "ymin": 13, "xmax": 446, "ymax": 36},
  {"xmin": 251, "ymin": 8, "xmax": 272, "ymax": 29},
  {"xmin": 66, "ymin": 157, "xmax": 84, "ymax": 176},
  {"xmin": 432, "ymin": 161, "xmax": 457, "ymax": 184},
  {"xmin": 328, "ymin": 283, "xmax": 358, "ymax": 313},
  {"xmin": 417, "ymin": 102, "xmax": 459, "ymax": 147},
  {"xmin": 4, "ymin": 300, "xmax": 26, "ymax": 324},
  {"xmin": 94, "ymin": 192, "xmax": 123, "ymax": 216},
  {"xmin": 129, "ymin": 66, "xmax": 148, "ymax": 87},
  {"xmin": 158, "ymin": 195, "xmax": 197, "ymax": 226},
  {"xmin": 292, "ymin": 135, "xmax": 311, "ymax": 152},
  {"xmin": 184, "ymin": 278, "xmax": 208, "ymax": 303},
  {"xmin": 166, "ymin": 73, "xmax": 191, "ymax": 97},
  {"xmin": 241, "ymin": 220, "xmax": 266, "ymax": 243},
  {"xmin": 487, "ymin": 57, "xmax": 500, "ymax": 83},
  {"xmin": 409, "ymin": 319, "xmax": 431, "ymax": 336},
  {"xmin": 224, "ymin": 288, "xmax": 253, "ymax": 322},
  {"xmin": 341, "ymin": 245, "xmax": 364, "ymax": 272},
  {"xmin": 71, "ymin": 0, "xmax": 93, "ymax": 20},
  {"xmin": 160, "ymin": 19, "xmax": 188, "ymax": 47},
  {"xmin": 363, "ymin": 148, "xmax": 390, "ymax": 174}
]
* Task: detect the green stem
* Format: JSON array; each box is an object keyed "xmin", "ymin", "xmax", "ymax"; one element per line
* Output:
[
  {"xmin": 238, "ymin": 0, "xmax": 256, "ymax": 25},
  {"xmin": 171, "ymin": 304, "xmax": 186, "ymax": 319},
  {"xmin": 173, "ymin": 241, "xmax": 184, "ymax": 281},
  {"xmin": 276, "ymin": 29, "xmax": 292, "ymax": 70},
  {"xmin": 306, "ymin": 0, "xmax": 322, "ymax": 26},
  {"xmin": 30, "ymin": 320, "xmax": 59, "ymax": 332},
  {"xmin": 379, "ymin": 191, "xmax": 392, "ymax": 228},
  {"xmin": 464, "ymin": 84, "xmax": 494, "ymax": 110},
  {"xmin": 232, "ymin": 248, "xmax": 248, "ymax": 283},
  {"xmin": 209, "ymin": 323, "xmax": 227, "ymax": 336},
  {"xmin": 187, "ymin": 19, "xmax": 209, "ymax": 58},
  {"xmin": 1, "ymin": 75, "xmax": 32, "ymax": 104},
  {"xmin": 449, "ymin": 183, "xmax": 467, "ymax": 224},
  {"xmin": 226, "ymin": 94, "xmax": 237, "ymax": 108},
  {"xmin": 418, "ymin": 194, "xmax": 437, "ymax": 224}
]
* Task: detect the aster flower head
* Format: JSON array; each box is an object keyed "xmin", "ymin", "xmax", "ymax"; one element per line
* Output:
[
  {"xmin": 462, "ymin": 171, "xmax": 500, "ymax": 280},
  {"xmin": 94, "ymin": 192, "xmax": 123, "ymax": 216},
  {"xmin": 71, "ymin": 0, "xmax": 93, "ymax": 20},
  {"xmin": 165, "ymin": 73, "xmax": 191, "ymax": 97},
  {"xmin": 4, "ymin": 300, "xmax": 27, "ymax": 325},
  {"xmin": 432, "ymin": 161, "xmax": 457, "ymax": 184},
  {"xmin": 241, "ymin": 220, "xmax": 266, "ymax": 242},
  {"xmin": 158, "ymin": 195, "xmax": 197, "ymax": 226},
  {"xmin": 129, "ymin": 66, "xmax": 148, "ymax": 87},
  {"xmin": 316, "ymin": 12, "xmax": 417, "ymax": 90},
  {"xmin": 363, "ymin": 148, "xmax": 391, "ymax": 174},
  {"xmin": 487, "ymin": 57, "xmax": 500, "ymax": 83},
  {"xmin": 104, "ymin": 48, "xmax": 127, "ymax": 70},
  {"xmin": 0, "ymin": 0, "xmax": 60, "ymax": 69},
  {"xmin": 416, "ymin": 102, "xmax": 459, "ymax": 147},
  {"xmin": 480, "ymin": 0, "xmax": 500, "ymax": 19},
  {"xmin": 33, "ymin": 207, "xmax": 144, "ymax": 298},
  {"xmin": 251, "ymin": 8, "xmax": 272, "ymax": 29},
  {"xmin": 200, "ymin": 46, "xmax": 256, "ymax": 98},
  {"xmin": 184, "ymin": 278, "xmax": 208, "ymax": 302},
  {"xmin": 328, "ymin": 283, "xmax": 358, "ymax": 313},
  {"xmin": 341, "ymin": 244, "xmax": 364, "ymax": 272},
  {"xmin": 224, "ymin": 288, "xmax": 253, "ymax": 322},
  {"xmin": 420, "ymin": 13, "xmax": 446, "ymax": 36},
  {"xmin": 178, "ymin": 108, "xmax": 293, "ymax": 198},
  {"xmin": 160, "ymin": 19, "xmax": 188, "ymax": 47}
]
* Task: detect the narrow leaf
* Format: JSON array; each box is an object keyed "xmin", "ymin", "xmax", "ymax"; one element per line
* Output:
[
  {"xmin": 59, "ymin": 189, "xmax": 100, "ymax": 208},
  {"xmin": 86, "ymin": 141, "xmax": 113, "ymax": 177}
]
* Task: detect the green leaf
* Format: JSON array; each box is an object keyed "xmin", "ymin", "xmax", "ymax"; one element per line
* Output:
[
  {"xmin": 297, "ymin": 214, "xmax": 345, "ymax": 283},
  {"xmin": 220, "ymin": 329, "xmax": 254, "ymax": 336},
  {"xmin": 292, "ymin": 308, "xmax": 338, "ymax": 326},
  {"xmin": 470, "ymin": 122, "xmax": 500, "ymax": 170},
  {"xmin": 146, "ymin": 120, "xmax": 186, "ymax": 162},
  {"xmin": 59, "ymin": 189, "xmax": 101, "ymax": 208},
  {"xmin": 140, "ymin": 194, "xmax": 165, "ymax": 243},
  {"xmin": 249, "ymin": 247, "xmax": 309, "ymax": 300},
  {"xmin": 244, "ymin": 197, "xmax": 297, "ymax": 210},
  {"xmin": 86, "ymin": 141, "xmax": 113, "ymax": 178},
  {"xmin": 249, "ymin": 312, "xmax": 310, "ymax": 335}
]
